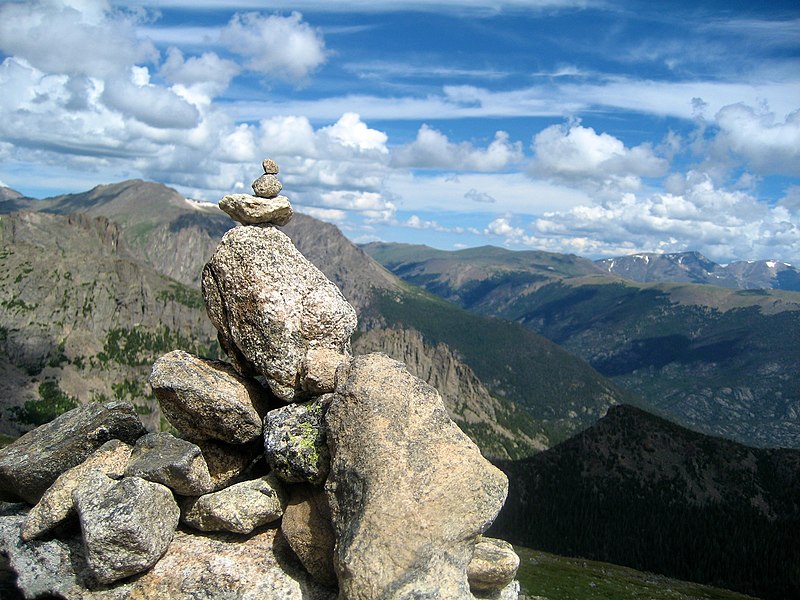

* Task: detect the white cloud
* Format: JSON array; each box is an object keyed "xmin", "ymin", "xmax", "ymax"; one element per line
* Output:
[
  {"xmin": 713, "ymin": 103, "xmax": 800, "ymax": 176},
  {"xmin": 101, "ymin": 69, "xmax": 200, "ymax": 129},
  {"xmin": 0, "ymin": 0, "xmax": 157, "ymax": 78},
  {"xmin": 392, "ymin": 126, "xmax": 522, "ymax": 171},
  {"xmin": 219, "ymin": 11, "xmax": 326, "ymax": 80},
  {"xmin": 465, "ymin": 189, "xmax": 496, "ymax": 204},
  {"xmin": 319, "ymin": 112, "xmax": 388, "ymax": 154},
  {"xmin": 527, "ymin": 171, "xmax": 800, "ymax": 261},
  {"xmin": 484, "ymin": 216, "xmax": 536, "ymax": 246},
  {"xmin": 530, "ymin": 121, "xmax": 668, "ymax": 191},
  {"xmin": 159, "ymin": 48, "xmax": 240, "ymax": 99}
]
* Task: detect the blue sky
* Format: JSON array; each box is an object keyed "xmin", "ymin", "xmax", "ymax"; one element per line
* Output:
[{"xmin": 1, "ymin": 1, "xmax": 799, "ymax": 262}]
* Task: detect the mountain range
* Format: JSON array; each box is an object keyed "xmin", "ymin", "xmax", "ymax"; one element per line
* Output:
[
  {"xmin": 364, "ymin": 242, "xmax": 800, "ymax": 448},
  {"xmin": 2, "ymin": 180, "xmax": 798, "ymax": 599},
  {"xmin": 596, "ymin": 251, "xmax": 800, "ymax": 291},
  {"xmin": 0, "ymin": 181, "xmax": 639, "ymax": 456}
]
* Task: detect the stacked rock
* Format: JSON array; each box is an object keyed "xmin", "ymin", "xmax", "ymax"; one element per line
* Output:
[{"xmin": 0, "ymin": 160, "xmax": 521, "ymax": 599}]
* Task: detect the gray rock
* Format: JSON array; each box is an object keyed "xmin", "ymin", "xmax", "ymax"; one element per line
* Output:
[
  {"xmin": 149, "ymin": 350, "xmax": 271, "ymax": 445},
  {"xmin": 22, "ymin": 440, "xmax": 132, "ymax": 541},
  {"xmin": 107, "ymin": 527, "xmax": 336, "ymax": 599},
  {"xmin": 0, "ymin": 401, "xmax": 145, "ymax": 504},
  {"xmin": 264, "ymin": 396, "xmax": 331, "ymax": 484},
  {"xmin": 280, "ymin": 483, "xmax": 337, "ymax": 588},
  {"xmin": 219, "ymin": 193, "xmax": 294, "ymax": 226},
  {"xmin": 468, "ymin": 537, "xmax": 520, "ymax": 592},
  {"xmin": 325, "ymin": 353, "xmax": 509, "ymax": 599},
  {"xmin": 262, "ymin": 158, "xmax": 279, "ymax": 174},
  {"xmin": 0, "ymin": 502, "xmax": 96, "ymax": 599},
  {"xmin": 251, "ymin": 173, "xmax": 283, "ymax": 198},
  {"xmin": 73, "ymin": 472, "xmax": 180, "ymax": 585},
  {"xmin": 126, "ymin": 433, "xmax": 213, "ymax": 496},
  {"xmin": 302, "ymin": 347, "xmax": 347, "ymax": 395},
  {"xmin": 202, "ymin": 225, "xmax": 357, "ymax": 402},
  {"xmin": 181, "ymin": 473, "xmax": 286, "ymax": 534}
]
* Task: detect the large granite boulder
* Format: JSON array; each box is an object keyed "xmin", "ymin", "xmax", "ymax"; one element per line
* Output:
[
  {"xmin": 0, "ymin": 401, "xmax": 145, "ymax": 504},
  {"xmin": 73, "ymin": 472, "xmax": 180, "ymax": 584},
  {"xmin": 149, "ymin": 350, "xmax": 271, "ymax": 444},
  {"xmin": 202, "ymin": 225, "xmax": 357, "ymax": 402},
  {"xmin": 325, "ymin": 353, "xmax": 509, "ymax": 599}
]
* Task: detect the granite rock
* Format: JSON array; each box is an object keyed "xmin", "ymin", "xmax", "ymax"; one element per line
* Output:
[
  {"xmin": 264, "ymin": 395, "xmax": 331, "ymax": 485},
  {"xmin": 126, "ymin": 433, "xmax": 213, "ymax": 496},
  {"xmin": 0, "ymin": 401, "xmax": 145, "ymax": 504},
  {"xmin": 73, "ymin": 472, "xmax": 179, "ymax": 585},
  {"xmin": 468, "ymin": 537, "xmax": 520, "ymax": 592},
  {"xmin": 149, "ymin": 350, "xmax": 271, "ymax": 445},
  {"xmin": 181, "ymin": 473, "xmax": 286, "ymax": 534},
  {"xmin": 280, "ymin": 483, "xmax": 337, "ymax": 588},
  {"xmin": 202, "ymin": 225, "xmax": 357, "ymax": 402},
  {"xmin": 218, "ymin": 193, "xmax": 293, "ymax": 226},
  {"xmin": 22, "ymin": 439, "xmax": 132, "ymax": 541},
  {"xmin": 251, "ymin": 174, "xmax": 283, "ymax": 199},
  {"xmin": 325, "ymin": 353, "xmax": 509, "ymax": 599}
]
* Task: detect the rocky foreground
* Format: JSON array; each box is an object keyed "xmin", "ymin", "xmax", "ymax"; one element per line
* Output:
[{"xmin": 0, "ymin": 161, "xmax": 520, "ymax": 599}]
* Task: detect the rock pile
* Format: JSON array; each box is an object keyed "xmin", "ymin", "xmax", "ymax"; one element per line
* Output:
[{"xmin": 0, "ymin": 160, "xmax": 520, "ymax": 599}]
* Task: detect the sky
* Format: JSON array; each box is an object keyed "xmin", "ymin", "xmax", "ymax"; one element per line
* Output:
[{"xmin": 0, "ymin": 1, "xmax": 799, "ymax": 263}]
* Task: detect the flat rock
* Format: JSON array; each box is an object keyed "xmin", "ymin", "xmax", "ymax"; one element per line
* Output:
[
  {"xmin": 181, "ymin": 474, "xmax": 286, "ymax": 534},
  {"xmin": 150, "ymin": 350, "xmax": 272, "ymax": 444},
  {"xmin": 264, "ymin": 396, "xmax": 331, "ymax": 484},
  {"xmin": 280, "ymin": 483, "xmax": 337, "ymax": 588},
  {"xmin": 202, "ymin": 225, "xmax": 357, "ymax": 402},
  {"xmin": 73, "ymin": 472, "xmax": 180, "ymax": 585},
  {"xmin": 251, "ymin": 174, "xmax": 283, "ymax": 199},
  {"xmin": 468, "ymin": 537, "xmax": 520, "ymax": 592},
  {"xmin": 22, "ymin": 440, "xmax": 132, "ymax": 541},
  {"xmin": 0, "ymin": 401, "xmax": 145, "ymax": 504},
  {"xmin": 126, "ymin": 433, "xmax": 213, "ymax": 496},
  {"xmin": 219, "ymin": 193, "xmax": 293, "ymax": 226},
  {"xmin": 325, "ymin": 353, "xmax": 509, "ymax": 599}
]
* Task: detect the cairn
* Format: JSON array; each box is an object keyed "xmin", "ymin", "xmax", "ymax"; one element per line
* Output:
[{"xmin": 0, "ymin": 160, "xmax": 521, "ymax": 599}]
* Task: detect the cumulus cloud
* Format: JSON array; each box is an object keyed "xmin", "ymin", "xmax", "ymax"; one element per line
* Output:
[
  {"xmin": 530, "ymin": 120, "xmax": 668, "ymax": 191},
  {"xmin": 528, "ymin": 171, "xmax": 800, "ymax": 261},
  {"xmin": 159, "ymin": 48, "xmax": 240, "ymax": 99},
  {"xmin": 484, "ymin": 216, "xmax": 535, "ymax": 246},
  {"xmin": 219, "ymin": 11, "xmax": 326, "ymax": 81},
  {"xmin": 392, "ymin": 125, "xmax": 523, "ymax": 171},
  {"xmin": 0, "ymin": 0, "xmax": 157, "ymax": 78},
  {"xmin": 713, "ymin": 103, "xmax": 800, "ymax": 176},
  {"xmin": 102, "ymin": 68, "xmax": 200, "ymax": 129}
]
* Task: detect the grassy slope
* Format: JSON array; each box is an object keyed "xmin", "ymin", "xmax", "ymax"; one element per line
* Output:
[{"xmin": 515, "ymin": 546, "xmax": 758, "ymax": 600}]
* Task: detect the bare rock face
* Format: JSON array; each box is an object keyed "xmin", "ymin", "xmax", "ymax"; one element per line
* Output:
[
  {"xmin": 264, "ymin": 395, "xmax": 331, "ymax": 485},
  {"xmin": 22, "ymin": 439, "xmax": 133, "ymax": 541},
  {"xmin": 218, "ymin": 193, "xmax": 293, "ymax": 226},
  {"xmin": 280, "ymin": 483, "xmax": 337, "ymax": 588},
  {"xmin": 202, "ymin": 225, "xmax": 357, "ymax": 402},
  {"xmin": 73, "ymin": 472, "xmax": 179, "ymax": 585},
  {"xmin": 125, "ymin": 433, "xmax": 213, "ymax": 496},
  {"xmin": 109, "ymin": 527, "xmax": 336, "ymax": 599},
  {"xmin": 0, "ymin": 401, "xmax": 145, "ymax": 504},
  {"xmin": 149, "ymin": 350, "xmax": 272, "ymax": 444},
  {"xmin": 467, "ymin": 537, "xmax": 520, "ymax": 592},
  {"xmin": 180, "ymin": 474, "xmax": 286, "ymax": 534},
  {"xmin": 325, "ymin": 353, "xmax": 509, "ymax": 599}
]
